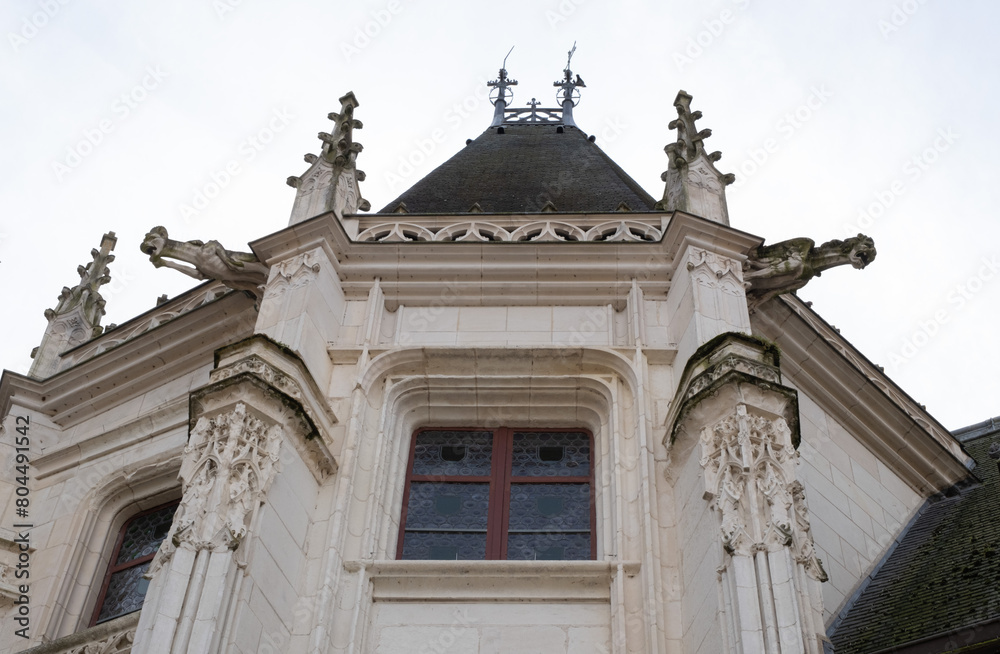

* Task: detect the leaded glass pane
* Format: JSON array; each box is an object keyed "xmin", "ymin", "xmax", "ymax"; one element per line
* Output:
[
  {"xmin": 96, "ymin": 561, "xmax": 151, "ymax": 623},
  {"xmin": 404, "ymin": 482, "xmax": 490, "ymax": 530},
  {"xmin": 511, "ymin": 431, "xmax": 590, "ymax": 477},
  {"xmin": 115, "ymin": 504, "xmax": 177, "ymax": 565},
  {"xmin": 412, "ymin": 430, "xmax": 494, "ymax": 476},
  {"xmin": 507, "ymin": 533, "xmax": 592, "ymax": 560},
  {"xmin": 400, "ymin": 532, "xmax": 487, "ymax": 560},
  {"xmin": 508, "ymin": 483, "xmax": 591, "ymax": 532}
]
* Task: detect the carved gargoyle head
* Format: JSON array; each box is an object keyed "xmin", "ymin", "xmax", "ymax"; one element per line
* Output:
[
  {"xmin": 845, "ymin": 234, "xmax": 877, "ymax": 269},
  {"xmin": 140, "ymin": 226, "xmax": 169, "ymax": 258}
]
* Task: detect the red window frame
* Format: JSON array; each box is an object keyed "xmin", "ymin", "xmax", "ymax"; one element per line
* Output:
[
  {"xmin": 396, "ymin": 427, "xmax": 596, "ymax": 560},
  {"xmin": 90, "ymin": 500, "xmax": 179, "ymax": 626}
]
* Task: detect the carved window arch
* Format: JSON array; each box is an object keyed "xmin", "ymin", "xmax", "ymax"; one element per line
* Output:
[
  {"xmin": 90, "ymin": 500, "xmax": 179, "ymax": 626},
  {"xmin": 396, "ymin": 427, "xmax": 595, "ymax": 560}
]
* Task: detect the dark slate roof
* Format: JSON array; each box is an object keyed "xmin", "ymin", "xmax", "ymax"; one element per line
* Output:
[
  {"xmin": 831, "ymin": 419, "xmax": 1000, "ymax": 654},
  {"xmin": 376, "ymin": 124, "xmax": 657, "ymax": 214}
]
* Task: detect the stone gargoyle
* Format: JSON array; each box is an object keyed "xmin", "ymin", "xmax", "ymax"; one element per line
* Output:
[
  {"xmin": 140, "ymin": 226, "xmax": 269, "ymax": 298},
  {"xmin": 743, "ymin": 234, "xmax": 876, "ymax": 310}
]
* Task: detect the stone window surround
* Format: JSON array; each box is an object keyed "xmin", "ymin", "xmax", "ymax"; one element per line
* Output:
[
  {"xmin": 370, "ymin": 373, "xmax": 616, "ymax": 564},
  {"xmin": 345, "ymin": 345, "xmax": 654, "ymax": 575},
  {"xmin": 396, "ymin": 426, "xmax": 597, "ymax": 561},
  {"xmin": 43, "ymin": 463, "xmax": 181, "ymax": 642},
  {"xmin": 89, "ymin": 499, "xmax": 179, "ymax": 627}
]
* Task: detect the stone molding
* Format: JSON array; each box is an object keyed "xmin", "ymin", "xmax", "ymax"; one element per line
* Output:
[
  {"xmin": 18, "ymin": 612, "xmax": 139, "ymax": 654},
  {"xmin": 345, "ymin": 560, "xmax": 638, "ymax": 602}
]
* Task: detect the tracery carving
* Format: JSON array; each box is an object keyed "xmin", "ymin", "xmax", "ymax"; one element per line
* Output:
[
  {"xmin": 149, "ymin": 403, "xmax": 280, "ymax": 574},
  {"xmin": 700, "ymin": 405, "xmax": 814, "ymax": 557},
  {"xmin": 685, "ymin": 247, "xmax": 744, "ymax": 296},
  {"xmin": 355, "ymin": 219, "xmax": 664, "ymax": 244},
  {"xmin": 263, "ymin": 251, "xmax": 322, "ymax": 298},
  {"xmin": 65, "ymin": 627, "xmax": 135, "ymax": 654}
]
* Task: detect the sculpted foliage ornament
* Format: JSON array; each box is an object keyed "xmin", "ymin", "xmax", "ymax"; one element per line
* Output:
[
  {"xmin": 140, "ymin": 226, "xmax": 269, "ymax": 298},
  {"xmin": 149, "ymin": 403, "xmax": 280, "ymax": 575},
  {"xmin": 744, "ymin": 233, "xmax": 877, "ymax": 311}
]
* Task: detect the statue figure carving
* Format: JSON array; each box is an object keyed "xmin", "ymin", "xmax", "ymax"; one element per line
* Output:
[
  {"xmin": 744, "ymin": 234, "xmax": 876, "ymax": 310},
  {"xmin": 141, "ymin": 226, "xmax": 269, "ymax": 298}
]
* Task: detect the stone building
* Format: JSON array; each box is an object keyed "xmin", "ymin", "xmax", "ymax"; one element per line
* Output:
[{"xmin": 0, "ymin": 59, "xmax": 987, "ymax": 653}]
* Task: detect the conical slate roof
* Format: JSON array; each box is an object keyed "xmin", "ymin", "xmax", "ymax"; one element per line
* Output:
[{"xmin": 377, "ymin": 123, "xmax": 657, "ymax": 214}]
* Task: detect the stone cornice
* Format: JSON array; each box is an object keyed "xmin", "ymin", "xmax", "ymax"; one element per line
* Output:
[
  {"xmin": 248, "ymin": 209, "xmax": 764, "ymax": 308},
  {"xmin": 0, "ymin": 291, "xmax": 256, "ymax": 427},
  {"xmin": 753, "ymin": 295, "xmax": 972, "ymax": 494}
]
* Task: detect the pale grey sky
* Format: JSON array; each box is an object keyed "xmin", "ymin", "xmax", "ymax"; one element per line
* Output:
[{"xmin": 2, "ymin": 0, "xmax": 997, "ymax": 430}]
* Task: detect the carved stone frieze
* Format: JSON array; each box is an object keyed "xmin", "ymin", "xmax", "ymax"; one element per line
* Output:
[{"xmin": 355, "ymin": 219, "xmax": 662, "ymax": 243}]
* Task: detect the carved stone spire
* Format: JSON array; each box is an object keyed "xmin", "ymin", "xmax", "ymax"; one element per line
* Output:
[
  {"xmin": 286, "ymin": 92, "xmax": 370, "ymax": 225},
  {"xmin": 488, "ymin": 48, "xmax": 518, "ymax": 128},
  {"xmin": 658, "ymin": 90, "xmax": 735, "ymax": 225},
  {"xmin": 29, "ymin": 232, "xmax": 116, "ymax": 378},
  {"xmin": 553, "ymin": 42, "xmax": 584, "ymax": 127}
]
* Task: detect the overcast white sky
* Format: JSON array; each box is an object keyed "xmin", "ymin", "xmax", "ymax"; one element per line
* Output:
[{"xmin": 1, "ymin": 1, "xmax": 997, "ymax": 430}]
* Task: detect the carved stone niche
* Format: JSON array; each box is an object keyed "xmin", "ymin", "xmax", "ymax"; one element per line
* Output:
[{"xmin": 664, "ymin": 331, "xmax": 799, "ymax": 448}]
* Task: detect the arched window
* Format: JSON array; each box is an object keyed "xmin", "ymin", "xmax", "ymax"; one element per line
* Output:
[
  {"xmin": 90, "ymin": 500, "xmax": 179, "ymax": 625},
  {"xmin": 397, "ymin": 428, "xmax": 595, "ymax": 560}
]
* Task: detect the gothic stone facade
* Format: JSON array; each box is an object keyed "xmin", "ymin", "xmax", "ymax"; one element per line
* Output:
[{"xmin": 0, "ymin": 87, "xmax": 973, "ymax": 654}]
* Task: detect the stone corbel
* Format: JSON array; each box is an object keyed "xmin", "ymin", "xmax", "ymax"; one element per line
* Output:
[
  {"xmin": 664, "ymin": 331, "xmax": 799, "ymax": 447},
  {"xmin": 205, "ymin": 334, "xmax": 339, "ymax": 482}
]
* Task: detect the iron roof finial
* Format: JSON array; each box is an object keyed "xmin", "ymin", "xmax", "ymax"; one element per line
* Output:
[
  {"xmin": 488, "ymin": 46, "xmax": 517, "ymax": 127},
  {"xmin": 554, "ymin": 42, "xmax": 584, "ymax": 126}
]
